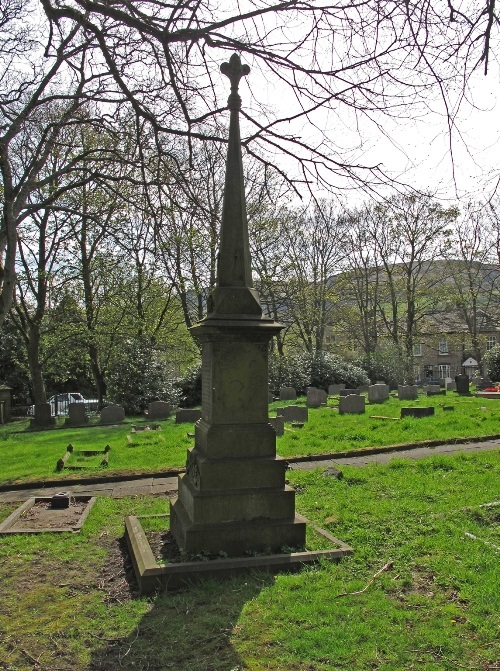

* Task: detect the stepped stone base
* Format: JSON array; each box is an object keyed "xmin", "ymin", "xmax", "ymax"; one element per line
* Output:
[{"xmin": 170, "ymin": 495, "xmax": 306, "ymax": 555}]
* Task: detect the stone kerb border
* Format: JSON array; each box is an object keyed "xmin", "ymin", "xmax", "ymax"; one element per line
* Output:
[
  {"xmin": 0, "ymin": 496, "xmax": 97, "ymax": 534},
  {"xmin": 125, "ymin": 513, "xmax": 353, "ymax": 595}
]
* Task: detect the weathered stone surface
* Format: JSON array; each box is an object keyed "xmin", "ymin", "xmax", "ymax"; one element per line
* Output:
[
  {"xmin": 100, "ymin": 404, "xmax": 125, "ymax": 424},
  {"xmin": 356, "ymin": 385, "xmax": 370, "ymax": 394},
  {"xmin": 175, "ymin": 408, "xmax": 202, "ymax": 424},
  {"xmin": 30, "ymin": 403, "xmax": 55, "ymax": 428},
  {"xmin": 147, "ymin": 401, "xmax": 171, "ymax": 420},
  {"xmin": 339, "ymin": 394, "xmax": 365, "ymax": 414},
  {"xmin": 0, "ymin": 385, "xmax": 12, "ymax": 423},
  {"xmin": 170, "ymin": 53, "xmax": 306, "ymax": 555},
  {"xmin": 398, "ymin": 385, "xmax": 418, "ymax": 401},
  {"xmin": 368, "ymin": 384, "xmax": 390, "ymax": 403},
  {"xmin": 269, "ymin": 416, "xmax": 285, "ymax": 436},
  {"xmin": 65, "ymin": 403, "xmax": 88, "ymax": 426},
  {"xmin": 340, "ymin": 388, "xmax": 359, "ymax": 396},
  {"xmin": 277, "ymin": 405, "xmax": 308, "ymax": 423},
  {"xmin": 323, "ymin": 466, "xmax": 343, "ymax": 479},
  {"xmin": 425, "ymin": 385, "xmax": 445, "ymax": 396},
  {"xmin": 455, "ymin": 374, "xmax": 470, "ymax": 395},
  {"xmin": 279, "ymin": 387, "xmax": 296, "ymax": 400},
  {"xmin": 306, "ymin": 388, "xmax": 327, "ymax": 407},
  {"xmin": 328, "ymin": 384, "xmax": 345, "ymax": 395},
  {"xmin": 446, "ymin": 381, "xmax": 457, "ymax": 391},
  {"xmin": 185, "ymin": 448, "xmax": 288, "ymax": 491},
  {"xmin": 401, "ymin": 406, "xmax": 435, "ymax": 418}
]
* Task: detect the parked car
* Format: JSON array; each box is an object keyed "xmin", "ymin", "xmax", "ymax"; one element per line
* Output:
[{"xmin": 27, "ymin": 393, "xmax": 99, "ymax": 416}]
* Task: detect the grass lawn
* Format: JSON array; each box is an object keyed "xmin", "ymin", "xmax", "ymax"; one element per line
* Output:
[
  {"xmin": 0, "ymin": 450, "xmax": 498, "ymax": 670},
  {"xmin": 2, "ymin": 393, "xmax": 500, "ymax": 485}
]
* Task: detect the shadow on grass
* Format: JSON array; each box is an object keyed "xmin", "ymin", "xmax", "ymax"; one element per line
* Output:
[{"xmin": 88, "ymin": 538, "xmax": 273, "ymax": 671}]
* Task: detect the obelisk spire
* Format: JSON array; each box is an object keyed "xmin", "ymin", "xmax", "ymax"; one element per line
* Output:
[
  {"xmin": 205, "ymin": 53, "xmax": 262, "ymax": 317},
  {"xmin": 218, "ymin": 53, "xmax": 252, "ymax": 288}
]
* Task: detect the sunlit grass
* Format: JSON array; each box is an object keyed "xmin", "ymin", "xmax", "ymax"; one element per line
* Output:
[
  {"xmin": 0, "ymin": 450, "xmax": 498, "ymax": 670},
  {"xmin": 2, "ymin": 394, "xmax": 500, "ymax": 485}
]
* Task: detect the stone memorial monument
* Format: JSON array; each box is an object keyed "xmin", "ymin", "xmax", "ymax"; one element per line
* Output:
[{"xmin": 170, "ymin": 55, "xmax": 306, "ymax": 555}]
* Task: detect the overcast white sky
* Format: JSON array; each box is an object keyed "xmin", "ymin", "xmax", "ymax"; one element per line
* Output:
[{"xmin": 243, "ymin": 56, "xmax": 499, "ymax": 206}]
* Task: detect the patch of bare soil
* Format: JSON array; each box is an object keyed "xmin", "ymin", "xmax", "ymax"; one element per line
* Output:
[
  {"xmin": 10, "ymin": 500, "xmax": 90, "ymax": 531},
  {"xmin": 146, "ymin": 530, "xmax": 183, "ymax": 563},
  {"xmin": 94, "ymin": 536, "xmax": 141, "ymax": 603}
]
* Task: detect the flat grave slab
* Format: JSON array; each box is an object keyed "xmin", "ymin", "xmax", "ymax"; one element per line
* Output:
[{"xmin": 0, "ymin": 495, "xmax": 96, "ymax": 534}]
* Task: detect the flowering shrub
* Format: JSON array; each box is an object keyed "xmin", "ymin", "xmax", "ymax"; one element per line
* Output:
[{"xmin": 269, "ymin": 351, "xmax": 369, "ymax": 394}]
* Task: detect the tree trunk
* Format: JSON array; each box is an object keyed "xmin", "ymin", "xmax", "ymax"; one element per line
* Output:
[{"xmin": 26, "ymin": 326, "xmax": 47, "ymax": 404}]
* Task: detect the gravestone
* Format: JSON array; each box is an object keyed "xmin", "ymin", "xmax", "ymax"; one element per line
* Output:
[
  {"xmin": 339, "ymin": 394, "xmax": 365, "ymax": 415},
  {"xmin": 368, "ymin": 383, "xmax": 389, "ymax": 403},
  {"xmin": 340, "ymin": 388, "xmax": 359, "ymax": 396},
  {"xmin": 279, "ymin": 387, "xmax": 296, "ymax": 401},
  {"xmin": 100, "ymin": 404, "xmax": 125, "ymax": 424},
  {"xmin": 65, "ymin": 403, "xmax": 88, "ymax": 427},
  {"xmin": 328, "ymin": 383, "xmax": 345, "ymax": 395},
  {"xmin": 307, "ymin": 388, "xmax": 327, "ymax": 407},
  {"xmin": 277, "ymin": 405, "xmax": 309, "ymax": 423},
  {"xmin": 398, "ymin": 385, "xmax": 418, "ymax": 401},
  {"xmin": 476, "ymin": 377, "xmax": 493, "ymax": 390},
  {"xmin": 147, "ymin": 401, "xmax": 171, "ymax": 420},
  {"xmin": 446, "ymin": 381, "xmax": 457, "ymax": 391},
  {"xmin": 356, "ymin": 385, "xmax": 370, "ymax": 394},
  {"xmin": 269, "ymin": 416, "xmax": 285, "ymax": 436},
  {"xmin": 30, "ymin": 403, "xmax": 56, "ymax": 428},
  {"xmin": 0, "ymin": 385, "xmax": 12, "ymax": 423},
  {"xmin": 455, "ymin": 374, "xmax": 470, "ymax": 395},
  {"xmin": 175, "ymin": 409, "xmax": 202, "ymax": 424},
  {"xmin": 170, "ymin": 54, "xmax": 306, "ymax": 555}
]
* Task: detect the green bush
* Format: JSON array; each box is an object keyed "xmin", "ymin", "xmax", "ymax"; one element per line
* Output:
[
  {"xmin": 106, "ymin": 337, "xmax": 180, "ymax": 414},
  {"xmin": 483, "ymin": 345, "xmax": 500, "ymax": 382},
  {"xmin": 269, "ymin": 351, "xmax": 369, "ymax": 394},
  {"xmin": 175, "ymin": 362, "xmax": 202, "ymax": 408}
]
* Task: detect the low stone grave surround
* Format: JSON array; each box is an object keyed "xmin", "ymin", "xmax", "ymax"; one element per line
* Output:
[
  {"xmin": 0, "ymin": 496, "xmax": 96, "ymax": 534},
  {"xmin": 401, "ymin": 407, "xmax": 435, "ymax": 418},
  {"xmin": 56, "ymin": 444, "xmax": 111, "ymax": 471}
]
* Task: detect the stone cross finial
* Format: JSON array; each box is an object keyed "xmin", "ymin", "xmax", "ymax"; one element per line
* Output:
[{"xmin": 220, "ymin": 53, "xmax": 250, "ymax": 110}]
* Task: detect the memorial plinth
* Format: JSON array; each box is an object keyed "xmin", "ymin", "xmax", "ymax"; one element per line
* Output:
[{"xmin": 170, "ymin": 54, "xmax": 306, "ymax": 555}]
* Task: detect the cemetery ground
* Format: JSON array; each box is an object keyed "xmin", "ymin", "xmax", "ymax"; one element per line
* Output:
[
  {"xmin": 0, "ymin": 450, "xmax": 498, "ymax": 670},
  {"xmin": 2, "ymin": 394, "xmax": 500, "ymax": 485}
]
